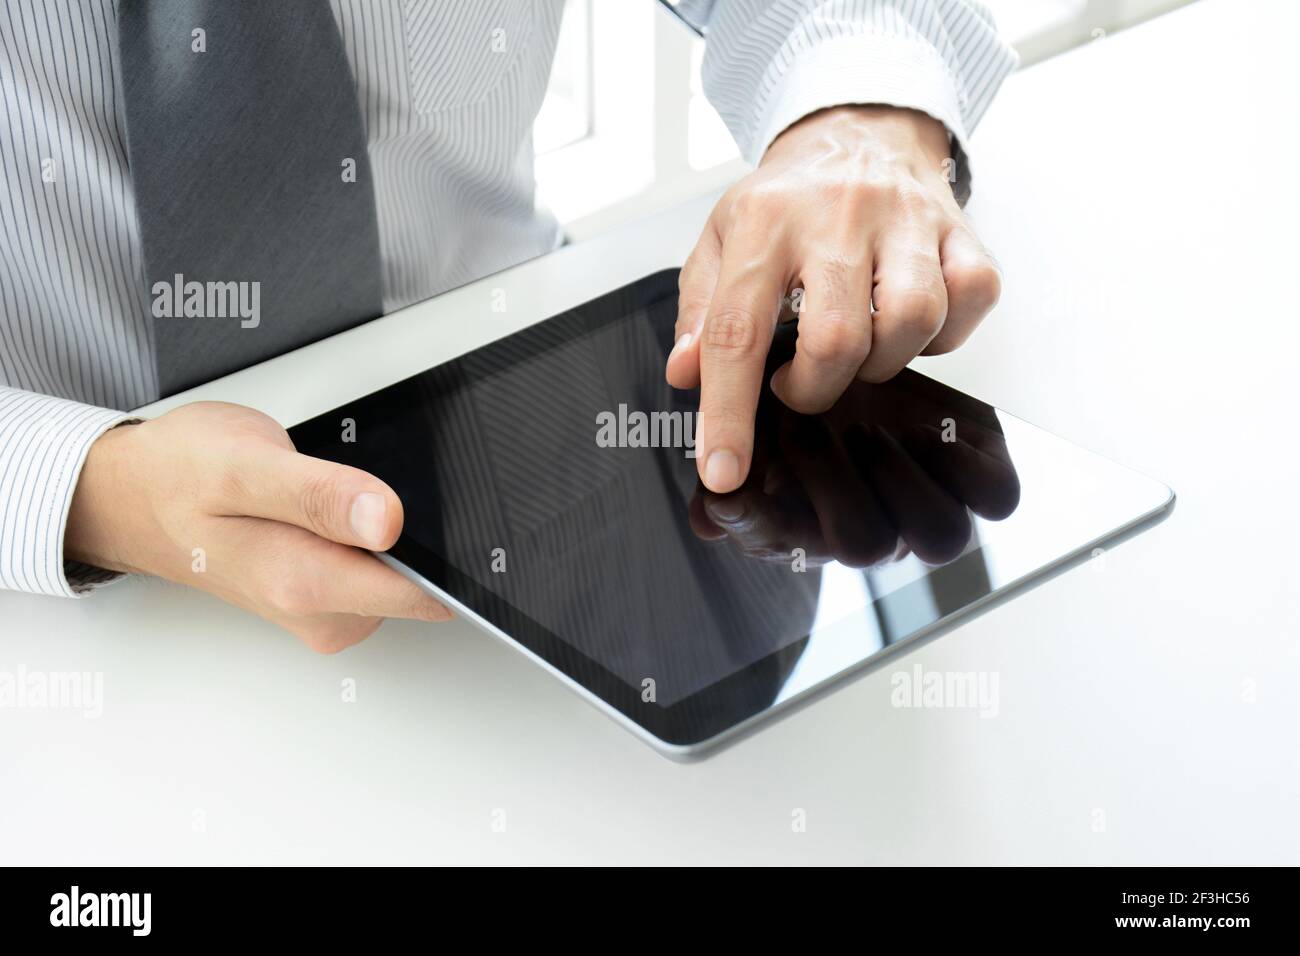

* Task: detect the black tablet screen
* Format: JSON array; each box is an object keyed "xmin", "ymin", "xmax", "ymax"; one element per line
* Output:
[{"xmin": 289, "ymin": 270, "xmax": 1171, "ymax": 746}]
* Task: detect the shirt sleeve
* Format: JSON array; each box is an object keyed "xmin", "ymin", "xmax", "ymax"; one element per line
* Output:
[
  {"xmin": 0, "ymin": 386, "xmax": 135, "ymax": 598},
  {"xmin": 690, "ymin": 0, "xmax": 1018, "ymax": 200}
]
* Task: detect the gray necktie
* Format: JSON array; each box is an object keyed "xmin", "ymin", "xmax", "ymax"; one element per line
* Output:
[{"xmin": 116, "ymin": 0, "xmax": 383, "ymax": 398}]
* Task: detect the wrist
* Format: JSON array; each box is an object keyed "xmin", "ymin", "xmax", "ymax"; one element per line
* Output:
[
  {"xmin": 764, "ymin": 104, "xmax": 951, "ymax": 173},
  {"xmin": 65, "ymin": 421, "xmax": 143, "ymax": 573}
]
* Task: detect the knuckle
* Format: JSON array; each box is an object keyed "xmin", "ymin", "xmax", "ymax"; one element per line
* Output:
[
  {"xmin": 297, "ymin": 618, "xmax": 378, "ymax": 654},
  {"xmin": 825, "ymin": 176, "xmax": 884, "ymax": 206},
  {"xmin": 892, "ymin": 183, "xmax": 934, "ymax": 216},
  {"xmin": 676, "ymin": 291, "xmax": 712, "ymax": 333},
  {"xmin": 893, "ymin": 288, "xmax": 947, "ymax": 336},
  {"xmin": 853, "ymin": 179, "xmax": 894, "ymax": 207},
  {"xmin": 726, "ymin": 185, "xmax": 771, "ymax": 223},
  {"xmin": 856, "ymin": 364, "xmax": 894, "ymax": 384},
  {"xmin": 923, "ymin": 335, "xmax": 959, "ymax": 356},
  {"xmin": 330, "ymin": 617, "xmax": 381, "ymax": 651},
  {"xmin": 799, "ymin": 311, "xmax": 869, "ymax": 369},
  {"xmin": 300, "ymin": 630, "xmax": 345, "ymax": 655},
  {"xmin": 825, "ymin": 174, "xmax": 942, "ymax": 220},
  {"xmin": 834, "ymin": 176, "xmax": 934, "ymax": 214},
  {"xmin": 704, "ymin": 308, "xmax": 762, "ymax": 355},
  {"xmin": 298, "ymin": 471, "xmax": 343, "ymax": 538},
  {"xmin": 947, "ymin": 261, "xmax": 1002, "ymax": 314},
  {"xmin": 265, "ymin": 573, "xmax": 319, "ymax": 618},
  {"xmin": 349, "ymin": 617, "xmax": 384, "ymax": 642}
]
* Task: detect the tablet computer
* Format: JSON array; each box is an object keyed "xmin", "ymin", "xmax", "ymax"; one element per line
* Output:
[{"xmin": 288, "ymin": 269, "xmax": 1174, "ymax": 758}]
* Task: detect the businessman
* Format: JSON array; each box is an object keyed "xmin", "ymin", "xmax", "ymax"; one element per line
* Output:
[{"xmin": 0, "ymin": 0, "xmax": 1016, "ymax": 651}]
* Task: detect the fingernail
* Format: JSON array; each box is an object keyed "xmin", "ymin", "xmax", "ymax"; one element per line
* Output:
[
  {"xmin": 707, "ymin": 495, "xmax": 747, "ymax": 522},
  {"xmin": 704, "ymin": 449, "xmax": 741, "ymax": 491},
  {"xmin": 349, "ymin": 492, "xmax": 388, "ymax": 549},
  {"xmin": 670, "ymin": 331, "xmax": 693, "ymax": 358}
]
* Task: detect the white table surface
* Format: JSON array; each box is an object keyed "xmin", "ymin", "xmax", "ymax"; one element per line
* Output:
[{"xmin": 2, "ymin": 0, "xmax": 1296, "ymax": 865}]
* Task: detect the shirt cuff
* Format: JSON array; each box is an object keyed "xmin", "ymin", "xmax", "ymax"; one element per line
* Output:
[
  {"xmin": 747, "ymin": 31, "xmax": 973, "ymax": 197},
  {"xmin": 0, "ymin": 388, "xmax": 135, "ymax": 598}
]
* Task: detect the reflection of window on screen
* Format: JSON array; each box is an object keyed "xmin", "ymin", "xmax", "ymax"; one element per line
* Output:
[{"xmin": 778, "ymin": 564, "xmax": 882, "ymax": 701}]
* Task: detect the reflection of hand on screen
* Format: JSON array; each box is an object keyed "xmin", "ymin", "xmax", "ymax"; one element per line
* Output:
[{"xmin": 689, "ymin": 369, "xmax": 1021, "ymax": 569}]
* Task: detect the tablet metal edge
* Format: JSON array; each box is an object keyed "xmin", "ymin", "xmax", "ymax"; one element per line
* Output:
[{"xmin": 375, "ymin": 483, "xmax": 1174, "ymax": 762}]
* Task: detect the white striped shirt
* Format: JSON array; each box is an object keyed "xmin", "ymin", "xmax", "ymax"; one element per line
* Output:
[{"xmin": 0, "ymin": 0, "xmax": 1016, "ymax": 597}]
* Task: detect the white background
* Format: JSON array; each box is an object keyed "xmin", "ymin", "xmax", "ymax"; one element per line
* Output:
[{"xmin": 1, "ymin": 0, "xmax": 1295, "ymax": 864}]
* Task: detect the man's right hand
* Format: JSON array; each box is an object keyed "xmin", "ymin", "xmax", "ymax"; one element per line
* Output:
[{"xmin": 65, "ymin": 402, "xmax": 451, "ymax": 653}]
